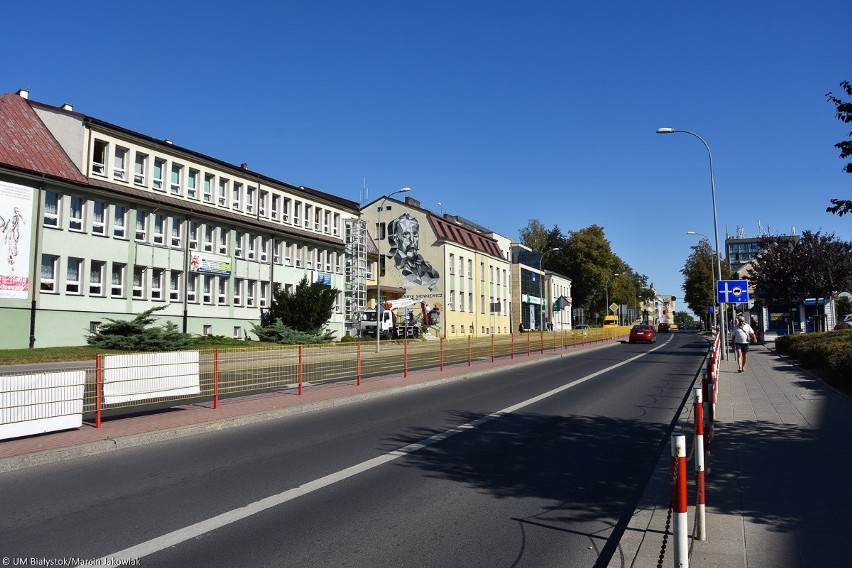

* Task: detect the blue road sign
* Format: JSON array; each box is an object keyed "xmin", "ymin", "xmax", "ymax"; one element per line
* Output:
[{"xmin": 717, "ymin": 279, "xmax": 749, "ymax": 304}]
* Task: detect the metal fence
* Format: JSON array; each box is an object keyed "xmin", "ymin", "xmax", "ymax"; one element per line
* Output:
[{"xmin": 1, "ymin": 327, "xmax": 626, "ymax": 439}]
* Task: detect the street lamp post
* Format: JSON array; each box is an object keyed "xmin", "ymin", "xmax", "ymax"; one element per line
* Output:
[
  {"xmin": 375, "ymin": 187, "xmax": 412, "ymax": 352},
  {"xmin": 657, "ymin": 128, "xmax": 727, "ymax": 359},
  {"xmin": 687, "ymin": 231, "xmax": 718, "ymax": 331}
]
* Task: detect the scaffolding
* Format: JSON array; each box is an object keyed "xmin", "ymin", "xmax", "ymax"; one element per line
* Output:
[{"xmin": 344, "ymin": 218, "xmax": 368, "ymax": 336}]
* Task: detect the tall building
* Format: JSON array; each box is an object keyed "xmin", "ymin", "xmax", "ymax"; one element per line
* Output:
[{"xmin": 0, "ymin": 90, "xmax": 360, "ymax": 348}]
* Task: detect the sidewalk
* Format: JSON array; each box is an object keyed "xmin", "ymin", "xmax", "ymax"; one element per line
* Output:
[{"xmin": 613, "ymin": 343, "xmax": 852, "ymax": 568}]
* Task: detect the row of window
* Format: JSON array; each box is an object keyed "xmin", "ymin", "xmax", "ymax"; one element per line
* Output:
[
  {"xmin": 39, "ymin": 254, "xmax": 343, "ymax": 311},
  {"xmin": 446, "ymin": 291, "xmax": 509, "ymax": 315},
  {"xmin": 448, "ymin": 325, "xmax": 510, "ymax": 335},
  {"xmin": 447, "ymin": 253, "xmax": 508, "ymax": 285},
  {"xmin": 43, "ymin": 191, "xmax": 344, "ymax": 271},
  {"xmin": 91, "ymin": 138, "xmax": 344, "ymax": 236}
]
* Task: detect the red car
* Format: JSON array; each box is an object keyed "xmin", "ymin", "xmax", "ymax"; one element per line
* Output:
[
  {"xmin": 629, "ymin": 324, "xmax": 657, "ymax": 344},
  {"xmin": 657, "ymin": 323, "xmax": 670, "ymax": 333}
]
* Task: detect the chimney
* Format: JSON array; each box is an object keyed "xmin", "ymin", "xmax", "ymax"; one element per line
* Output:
[
  {"xmin": 164, "ymin": 139, "xmax": 173, "ymax": 145},
  {"xmin": 61, "ymin": 103, "xmax": 73, "ymax": 112},
  {"xmin": 16, "ymin": 88, "xmax": 29, "ymax": 99},
  {"xmin": 241, "ymin": 163, "xmax": 248, "ymax": 170},
  {"xmin": 405, "ymin": 196, "xmax": 421, "ymax": 208}
]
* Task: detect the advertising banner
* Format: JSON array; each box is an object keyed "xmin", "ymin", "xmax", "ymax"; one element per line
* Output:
[
  {"xmin": 189, "ymin": 251, "xmax": 232, "ymax": 276},
  {"xmin": 0, "ymin": 180, "xmax": 33, "ymax": 299}
]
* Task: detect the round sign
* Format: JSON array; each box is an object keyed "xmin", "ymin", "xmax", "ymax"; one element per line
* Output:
[{"xmin": 732, "ymin": 286, "xmax": 743, "ymax": 297}]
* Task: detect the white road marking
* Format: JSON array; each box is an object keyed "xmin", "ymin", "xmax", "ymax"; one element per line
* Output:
[{"xmin": 100, "ymin": 337, "xmax": 671, "ymax": 562}]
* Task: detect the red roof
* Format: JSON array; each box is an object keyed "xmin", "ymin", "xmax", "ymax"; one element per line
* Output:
[
  {"xmin": 430, "ymin": 214, "xmax": 503, "ymax": 257},
  {"xmin": 0, "ymin": 93, "xmax": 87, "ymax": 183}
]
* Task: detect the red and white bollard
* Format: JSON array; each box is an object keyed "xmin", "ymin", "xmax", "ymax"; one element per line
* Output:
[
  {"xmin": 672, "ymin": 434, "xmax": 689, "ymax": 567},
  {"xmin": 694, "ymin": 388, "xmax": 706, "ymax": 540}
]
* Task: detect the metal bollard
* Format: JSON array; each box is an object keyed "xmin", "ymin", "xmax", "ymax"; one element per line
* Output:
[
  {"xmin": 672, "ymin": 434, "xmax": 689, "ymax": 567},
  {"xmin": 694, "ymin": 388, "xmax": 706, "ymax": 540}
]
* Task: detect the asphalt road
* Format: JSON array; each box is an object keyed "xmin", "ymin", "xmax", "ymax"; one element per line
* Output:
[{"xmin": 0, "ymin": 332, "xmax": 707, "ymax": 568}]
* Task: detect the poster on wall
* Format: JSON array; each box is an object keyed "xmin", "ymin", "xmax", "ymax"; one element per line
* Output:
[
  {"xmin": 189, "ymin": 251, "xmax": 232, "ymax": 276},
  {"xmin": 0, "ymin": 180, "xmax": 33, "ymax": 299},
  {"xmin": 385, "ymin": 212, "xmax": 440, "ymax": 292}
]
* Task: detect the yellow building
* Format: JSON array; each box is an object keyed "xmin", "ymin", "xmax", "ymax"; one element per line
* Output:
[{"xmin": 360, "ymin": 196, "xmax": 511, "ymax": 338}]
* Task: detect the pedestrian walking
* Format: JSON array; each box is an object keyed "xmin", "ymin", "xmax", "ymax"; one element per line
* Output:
[{"xmin": 733, "ymin": 315, "xmax": 757, "ymax": 372}]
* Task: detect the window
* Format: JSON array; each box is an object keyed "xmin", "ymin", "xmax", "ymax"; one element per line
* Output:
[
  {"xmin": 44, "ymin": 191, "xmax": 60, "ymax": 227},
  {"xmin": 114, "ymin": 146, "xmax": 128, "ymax": 181},
  {"xmin": 233, "ymin": 278, "xmax": 243, "ymax": 306},
  {"xmin": 259, "ymin": 190, "xmax": 268, "ymax": 217},
  {"xmin": 189, "ymin": 222, "xmax": 200, "ymax": 250},
  {"xmin": 233, "ymin": 326, "xmax": 242, "ymax": 339},
  {"xmin": 92, "ymin": 140, "xmax": 107, "ymax": 176},
  {"xmin": 324, "ymin": 250, "xmax": 331, "ymax": 272},
  {"xmin": 247, "ymin": 235, "xmax": 257, "ymax": 260},
  {"xmin": 481, "ymin": 262, "xmax": 485, "ymax": 282},
  {"xmin": 295, "ymin": 244, "xmax": 303, "ymax": 268},
  {"xmin": 113, "ymin": 206, "xmax": 127, "ymax": 238},
  {"xmin": 335, "ymin": 252, "xmax": 342, "ymax": 273},
  {"xmin": 314, "ymin": 206, "xmax": 321, "ymax": 231},
  {"xmin": 449, "ymin": 254, "xmax": 455, "ymax": 274},
  {"xmin": 89, "ymin": 261, "xmax": 105, "ymax": 296},
  {"xmin": 449, "ymin": 289, "xmax": 455, "ymax": 311},
  {"xmin": 246, "ymin": 186, "xmax": 255, "ymax": 214},
  {"xmin": 40, "ymin": 255, "xmax": 58, "ymax": 292},
  {"xmin": 69, "ymin": 196, "xmax": 85, "ymax": 232},
  {"xmin": 203, "ymin": 174, "xmax": 214, "ymax": 203},
  {"xmin": 459, "ymin": 291, "xmax": 465, "ymax": 312},
  {"xmin": 89, "ymin": 321, "xmax": 102, "ymax": 334},
  {"xmin": 305, "ymin": 246, "xmax": 313, "ymax": 269},
  {"xmin": 169, "ymin": 271, "xmax": 181, "ymax": 302},
  {"xmin": 187, "ymin": 169, "xmax": 199, "ymax": 199},
  {"xmin": 187, "ymin": 274, "xmax": 198, "ymax": 303},
  {"xmin": 152, "ymin": 214, "xmax": 165, "ymax": 245},
  {"xmin": 134, "ymin": 152, "xmax": 148, "ymax": 186},
  {"xmin": 111, "ymin": 263, "xmax": 125, "ymax": 297},
  {"xmin": 294, "ymin": 201, "xmax": 302, "ymax": 225},
  {"xmin": 273, "ymin": 240, "xmax": 282, "ymax": 264},
  {"xmin": 170, "ymin": 218, "xmax": 182, "ymax": 248},
  {"xmin": 259, "ymin": 282, "xmax": 269, "ymax": 308},
  {"xmin": 170, "ymin": 163, "xmax": 183, "ymax": 195},
  {"xmin": 271, "ymin": 195, "xmax": 280, "ymax": 221},
  {"xmin": 217, "ymin": 277, "xmax": 227, "ymax": 304},
  {"xmin": 135, "ymin": 211, "xmax": 148, "ymax": 242},
  {"xmin": 234, "ymin": 231, "xmax": 244, "ymax": 258},
  {"xmin": 152, "ymin": 158, "xmax": 165, "ymax": 191},
  {"xmin": 333, "ymin": 213, "xmax": 340, "ymax": 236},
  {"xmin": 92, "ymin": 202, "xmax": 106, "ymax": 235},
  {"xmin": 304, "ymin": 204, "xmax": 312, "ymax": 229},
  {"xmin": 259, "ymin": 237, "xmax": 268, "ymax": 262},
  {"xmin": 232, "ymin": 182, "xmax": 242, "ymax": 210},
  {"xmin": 218, "ymin": 177, "xmax": 229, "ymax": 207},
  {"xmin": 468, "ymin": 260, "xmax": 473, "ymax": 280},
  {"xmin": 203, "ymin": 325, "xmax": 212, "ymax": 336},
  {"xmin": 132, "ymin": 266, "xmax": 146, "ymax": 299},
  {"xmin": 283, "ymin": 198, "xmax": 291, "ymax": 223},
  {"xmin": 202, "ymin": 275, "xmax": 213, "ymax": 304},
  {"xmin": 366, "ymin": 259, "xmax": 374, "ymax": 280},
  {"xmin": 468, "ymin": 293, "xmax": 473, "ymax": 312},
  {"xmin": 324, "ymin": 210, "xmax": 331, "ymax": 233},
  {"xmin": 203, "ymin": 225, "xmax": 214, "ymax": 252},
  {"xmin": 218, "ymin": 228, "xmax": 228, "ymax": 254},
  {"xmin": 481, "ymin": 294, "xmax": 485, "ymax": 313},
  {"xmin": 285, "ymin": 242, "xmax": 293, "ymax": 266},
  {"xmin": 65, "ymin": 257, "xmax": 83, "ymax": 295},
  {"xmin": 459, "ymin": 256, "xmax": 464, "ymax": 277},
  {"xmin": 151, "ymin": 269, "xmax": 164, "ymax": 300},
  {"xmin": 246, "ymin": 280, "xmax": 256, "ymax": 307}
]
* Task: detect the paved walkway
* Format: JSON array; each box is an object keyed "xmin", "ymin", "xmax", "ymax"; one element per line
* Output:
[
  {"xmin": 612, "ymin": 343, "xmax": 852, "ymax": 568},
  {"xmin": 3, "ymin": 338, "xmax": 851, "ymax": 567}
]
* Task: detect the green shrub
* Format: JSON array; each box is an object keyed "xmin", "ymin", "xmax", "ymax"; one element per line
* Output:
[
  {"xmin": 251, "ymin": 319, "xmax": 336, "ymax": 344},
  {"xmin": 776, "ymin": 330, "xmax": 852, "ymax": 379},
  {"xmin": 86, "ymin": 306, "xmax": 191, "ymax": 352}
]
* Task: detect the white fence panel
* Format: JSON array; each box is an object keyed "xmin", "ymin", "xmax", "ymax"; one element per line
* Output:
[
  {"xmin": 103, "ymin": 351, "xmax": 200, "ymax": 404},
  {"xmin": 0, "ymin": 371, "xmax": 85, "ymax": 440}
]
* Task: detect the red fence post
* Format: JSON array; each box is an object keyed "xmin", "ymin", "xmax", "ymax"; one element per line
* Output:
[
  {"xmin": 95, "ymin": 353, "xmax": 103, "ymax": 429},
  {"xmin": 298, "ymin": 344, "xmax": 303, "ymax": 396},
  {"xmin": 357, "ymin": 343, "xmax": 362, "ymax": 386},
  {"xmin": 213, "ymin": 348, "xmax": 220, "ymax": 409},
  {"xmin": 671, "ymin": 434, "xmax": 689, "ymax": 566},
  {"xmin": 694, "ymin": 387, "xmax": 706, "ymax": 540}
]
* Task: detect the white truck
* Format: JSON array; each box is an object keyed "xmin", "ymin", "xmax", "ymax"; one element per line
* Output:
[{"xmin": 360, "ymin": 298, "xmax": 421, "ymax": 340}]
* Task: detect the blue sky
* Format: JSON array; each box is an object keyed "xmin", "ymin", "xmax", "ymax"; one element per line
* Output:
[{"xmin": 2, "ymin": 1, "xmax": 848, "ymax": 307}]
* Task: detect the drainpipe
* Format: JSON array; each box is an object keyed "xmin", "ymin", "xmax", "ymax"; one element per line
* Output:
[{"xmin": 28, "ymin": 177, "xmax": 46, "ymax": 348}]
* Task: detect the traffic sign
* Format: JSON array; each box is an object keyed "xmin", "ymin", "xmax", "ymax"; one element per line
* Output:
[
  {"xmin": 717, "ymin": 279, "xmax": 749, "ymax": 304},
  {"xmin": 609, "ymin": 302, "xmax": 619, "ymax": 312}
]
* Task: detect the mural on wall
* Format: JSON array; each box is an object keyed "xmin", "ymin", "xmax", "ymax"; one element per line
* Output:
[
  {"xmin": 386, "ymin": 213, "xmax": 440, "ymax": 291},
  {"xmin": 0, "ymin": 181, "xmax": 32, "ymax": 299}
]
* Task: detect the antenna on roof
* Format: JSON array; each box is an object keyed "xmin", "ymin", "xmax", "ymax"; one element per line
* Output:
[{"xmin": 360, "ymin": 178, "xmax": 368, "ymax": 207}]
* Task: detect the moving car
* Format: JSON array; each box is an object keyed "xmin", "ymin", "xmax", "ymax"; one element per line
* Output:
[
  {"xmin": 629, "ymin": 324, "xmax": 657, "ymax": 344},
  {"xmin": 657, "ymin": 323, "xmax": 670, "ymax": 333},
  {"xmin": 574, "ymin": 324, "xmax": 590, "ymax": 336}
]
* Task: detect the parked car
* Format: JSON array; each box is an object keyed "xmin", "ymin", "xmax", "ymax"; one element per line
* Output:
[
  {"xmin": 657, "ymin": 323, "xmax": 670, "ymax": 333},
  {"xmin": 834, "ymin": 314, "xmax": 852, "ymax": 330},
  {"xmin": 629, "ymin": 324, "xmax": 657, "ymax": 344},
  {"xmin": 574, "ymin": 324, "xmax": 590, "ymax": 336}
]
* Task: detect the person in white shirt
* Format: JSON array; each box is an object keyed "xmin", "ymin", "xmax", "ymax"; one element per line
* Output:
[{"xmin": 733, "ymin": 315, "xmax": 757, "ymax": 372}]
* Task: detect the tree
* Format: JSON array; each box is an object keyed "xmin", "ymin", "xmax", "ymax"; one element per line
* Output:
[
  {"xmin": 256, "ymin": 276, "xmax": 339, "ymax": 340},
  {"xmin": 680, "ymin": 238, "xmax": 732, "ymax": 325},
  {"xmin": 826, "ymin": 80, "xmax": 852, "ymax": 216},
  {"xmin": 86, "ymin": 305, "xmax": 191, "ymax": 351},
  {"xmin": 748, "ymin": 231, "xmax": 852, "ymax": 303}
]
